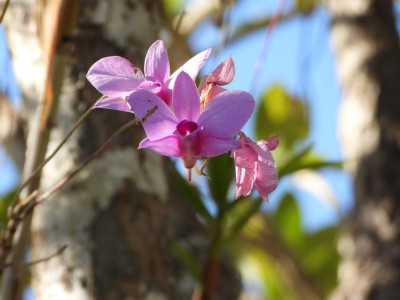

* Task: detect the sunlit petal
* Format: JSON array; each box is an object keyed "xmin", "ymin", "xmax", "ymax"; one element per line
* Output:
[
  {"xmin": 144, "ymin": 40, "xmax": 170, "ymax": 83},
  {"xmin": 128, "ymin": 90, "xmax": 178, "ymax": 140}
]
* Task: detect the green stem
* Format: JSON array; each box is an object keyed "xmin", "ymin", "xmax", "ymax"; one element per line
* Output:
[{"xmin": 198, "ymin": 205, "xmax": 226, "ymax": 300}]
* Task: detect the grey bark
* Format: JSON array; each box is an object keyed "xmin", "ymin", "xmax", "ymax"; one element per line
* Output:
[
  {"xmin": 0, "ymin": 93, "xmax": 25, "ymax": 171},
  {"xmin": 3, "ymin": 0, "xmax": 241, "ymax": 299},
  {"xmin": 327, "ymin": 0, "xmax": 400, "ymax": 299}
]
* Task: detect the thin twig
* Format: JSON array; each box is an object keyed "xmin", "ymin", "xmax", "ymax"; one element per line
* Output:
[
  {"xmin": 1, "ymin": 245, "xmax": 67, "ymax": 270},
  {"xmin": 0, "ymin": 119, "xmax": 137, "ymax": 275},
  {"xmin": 35, "ymin": 119, "xmax": 137, "ymax": 206},
  {"xmin": 0, "ymin": 191, "xmax": 38, "ymax": 277},
  {"xmin": 9, "ymin": 106, "xmax": 93, "ymax": 210},
  {"xmin": 173, "ymin": 9, "xmax": 186, "ymax": 34},
  {"xmin": 250, "ymin": 0, "xmax": 287, "ymax": 95},
  {"xmin": 19, "ymin": 118, "xmax": 137, "ymax": 219},
  {"xmin": 0, "ymin": 0, "xmax": 10, "ymax": 23}
]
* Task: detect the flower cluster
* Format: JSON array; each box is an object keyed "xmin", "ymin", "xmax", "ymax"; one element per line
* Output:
[{"xmin": 87, "ymin": 40, "xmax": 278, "ymax": 201}]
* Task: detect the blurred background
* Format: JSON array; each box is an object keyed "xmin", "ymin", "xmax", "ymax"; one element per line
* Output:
[{"xmin": 1, "ymin": 0, "xmax": 399, "ymax": 299}]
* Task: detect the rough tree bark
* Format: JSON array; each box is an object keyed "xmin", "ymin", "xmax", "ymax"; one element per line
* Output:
[
  {"xmin": 3, "ymin": 0, "xmax": 240, "ymax": 299},
  {"xmin": 327, "ymin": 0, "xmax": 400, "ymax": 299}
]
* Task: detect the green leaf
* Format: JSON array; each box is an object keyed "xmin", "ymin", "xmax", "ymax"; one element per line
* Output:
[
  {"xmin": 221, "ymin": 198, "xmax": 263, "ymax": 247},
  {"xmin": 206, "ymin": 153, "xmax": 234, "ymax": 208},
  {"xmin": 170, "ymin": 240, "xmax": 201, "ymax": 281},
  {"xmin": 278, "ymin": 144, "xmax": 313, "ymax": 176},
  {"xmin": 255, "ymin": 84, "xmax": 309, "ymax": 146},
  {"xmin": 272, "ymin": 193, "xmax": 302, "ymax": 249},
  {"xmin": 233, "ymin": 233, "xmax": 299, "ymax": 300},
  {"xmin": 301, "ymin": 226, "xmax": 339, "ymax": 294},
  {"xmin": 254, "ymin": 248, "xmax": 294, "ymax": 300},
  {"xmin": 278, "ymin": 144, "xmax": 342, "ymax": 177},
  {"xmin": 171, "ymin": 167, "xmax": 214, "ymax": 223},
  {"xmin": 162, "ymin": 0, "xmax": 184, "ymax": 18},
  {"xmin": 295, "ymin": 0, "xmax": 321, "ymax": 13},
  {"xmin": 0, "ymin": 189, "xmax": 16, "ymax": 227}
]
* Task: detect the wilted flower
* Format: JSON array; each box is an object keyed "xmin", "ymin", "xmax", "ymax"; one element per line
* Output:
[{"xmin": 232, "ymin": 133, "xmax": 279, "ymax": 202}]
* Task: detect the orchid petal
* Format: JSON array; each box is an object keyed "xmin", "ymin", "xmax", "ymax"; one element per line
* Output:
[
  {"xmin": 198, "ymin": 90, "xmax": 255, "ymax": 138},
  {"xmin": 235, "ymin": 166, "xmax": 256, "ymax": 199},
  {"xmin": 233, "ymin": 146, "xmax": 257, "ymax": 169},
  {"xmin": 198, "ymin": 136, "xmax": 238, "ymax": 157},
  {"xmin": 127, "ymin": 90, "xmax": 178, "ymax": 140},
  {"xmin": 93, "ymin": 96, "xmax": 132, "ymax": 112},
  {"xmin": 169, "ymin": 48, "xmax": 212, "ymax": 88},
  {"xmin": 87, "ymin": 56, "xmax": 143, "ymax": 97},
  {"xmin": 144, "ymin": 40, "xmax": 170, "ymax": 83},
  {"xmin": 258, "ymin": 135, "xmax": 280, "ymax": 151},
  {"xmin": 207, "ymin": 55, "xmax": 235, "ymax": 86},
  {"xmin": 254, "ymin": 164, "xmax": 279, "ymax": 201},
  {"xmin": 172, "ymin": 72, "xmax": 200, "ymax": 122},
  {"xmin": 250, "ymin": 140, "xmax": 276, "ymax": 164},
  {"xmin": 233, "ymin": 133, "xmax": 279, "ymax": 201},
  {"xmin": 139, "ymin": 136, "xmax": 181, "ymax": 156},
  {"xmin": 200, "ymin": 85, "xmax": 227, "ymax": 110}
]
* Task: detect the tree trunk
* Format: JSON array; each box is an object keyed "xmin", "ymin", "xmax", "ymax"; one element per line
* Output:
[
  {"xmin": 3, "ymin": 0, "xmax": 241, "ymax": 299},
  {"xmin": 327, "ymin": 0, "xmax": 400, "ymax": 299}
]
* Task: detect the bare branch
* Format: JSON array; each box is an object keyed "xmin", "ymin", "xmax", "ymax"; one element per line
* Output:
[
  {"xmin": 1, "ymin": 245, "xmax": 67, "ymax": 270},
  {"xmin": 0, "ymin": 0, "xmax": 10, "ymax": 23},
  {"xmin": 9, "ymin": 106, "xmax": 93, "ymax": 210}
]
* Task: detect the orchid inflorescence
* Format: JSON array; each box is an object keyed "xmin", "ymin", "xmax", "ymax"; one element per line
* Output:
[{"xmin": 87, "ymin": 40, "xmax": 278, "ymax": 201}]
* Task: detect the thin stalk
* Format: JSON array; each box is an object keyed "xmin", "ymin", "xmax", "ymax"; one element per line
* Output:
[
  {"xmin": 0, "ymin": 119, "xmax": 137, "ymax": 276},
  {"xmin": 9, "ymin": 106, "xmax": 92, "ymax": 210},
  {"xmin": 197, "ymin": 206, "xmax": 226, "ymax": 300},
  {"xmin": 250, "ymin": 0, "xmax": 287, "ymax": 95},
  {"xmin": 0, "ymin": 0, "xmax": 10, "ymax": 23}
]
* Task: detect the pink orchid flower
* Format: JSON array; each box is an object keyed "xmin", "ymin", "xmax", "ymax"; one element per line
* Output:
[
  {"xmin": 199, "ymin": 56, "xmax": 235, "ymax": 110},
  {"xmin": 232, "ymin": 133, "xmax": 279, "ymax": 202},
  {"xmin": 86, "ymin": 40, "xmax": 211, "ymax": 111},
  {"xmin": 128, "ymin": 71, "xmax": 255, "ymax": 172}
]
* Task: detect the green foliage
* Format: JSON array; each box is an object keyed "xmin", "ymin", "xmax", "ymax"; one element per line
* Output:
[
  {"xmin": 256, "ymin": 84, "xmax": 309, "ymax": 147},
  {"xmin": 162, "ymin": 0, "xmax": 183, "ymax": 19},
  {"xmin": 279, "ymin": 144, "xmax": 342, "ymax": 177},
  {"xmin": 250, "ymin": 247, "xmax": 294, "ymax": 300},
  {"xmin": 271, "ymin": 194, "xmax": 339, "ymax": 296},
  {"xmin": 171, "ymin": 240, "xmax": 201, "ymax": 281},
  {"xmin": 295, "ymin": 0, "xmax": 321, "ymax": 14},
  {"xmin": 299, "ymin": 226, "xmax": 340, "ymax": 294},
  {"xmin": 206, "ymin": 153, "xmax": 235, "ymax": 208},
  {"xmin": 220, "ymin": 190, "xmax": 340, "ymax": 298},
  {"xmin": 171, "ymin": 166, "xmax": 214, "ymax": 223},
  {"xmin": 272, "ymin": 193, "xmax": 302, "ymax": 249},
  {"xmin": 0, "ymin": 189, "xmax": 15, "ymax": 227},
  {"xmin": 230, "ymin": 195, "xmax": 339, "ymax": 299},
  {"xmin": 221, "ymin": 198, "xmax": 263, "ymax": 247}
]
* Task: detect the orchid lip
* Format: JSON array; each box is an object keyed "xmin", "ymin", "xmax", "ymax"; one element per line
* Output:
[{"xmin": 177, "ymin": 120, "xmax": 198, "ymax": 136}]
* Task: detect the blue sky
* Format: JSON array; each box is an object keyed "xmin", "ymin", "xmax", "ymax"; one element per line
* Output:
[{"xmin": 0, "ymin": 26, "xmax": 22, "ymax": 196}]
